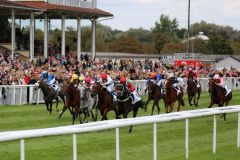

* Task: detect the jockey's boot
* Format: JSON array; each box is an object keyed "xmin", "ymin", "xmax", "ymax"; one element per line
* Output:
[
  {"xmin": 174, "ymin": 86, "xmax": 181, "ymax": 96},
  {"xmin": 195, "ymin": 80, "xmax": 200, "ymax": 88},
  {"xmin": 224, "ymin": 86, "xmax": 231, "ymax": 96}
]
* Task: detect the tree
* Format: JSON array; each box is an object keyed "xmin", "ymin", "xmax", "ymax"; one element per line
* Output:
[
  {"xmin": 152, "ymin": 14, "xmax": 179, "ymax": 40},
  {"xmin": 206, "ymin": 35, "xmax": 233, "ymax": 55},
  {"xmin": 154, "ymin": 32, "xmax": 168, "ymax": 54}
]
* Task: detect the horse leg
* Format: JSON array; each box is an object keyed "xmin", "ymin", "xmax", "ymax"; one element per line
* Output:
[
  {"xmin": 72, "ymin": 106, "xmax": 79, "ymax": 125},
  {"xmin": 208, "ymin": 100, "xmax": 215, "ymax": 108},
  {"xmin": 151, "ymin": 102, "xmax": 156, "ymax": 115},
  {"xmin": 59, "ymin": 104, "xmax": 68, "ymax": 119},
  {"xmin": 94, "ymin": 107, "xmax": 99, "ymax": 121},
  {"xmin": 188, "ymin": 94, "xmax": 193, "ymax": 106},
  {"xmin": 164, "ymin": 103, "xmax": 169, "ymax": 113},
  {"xmin": 129, "ymin": 104, "xmax": 140, "ymax": 133},
  {"xmin": 49, "ymin": 102, "xmax": 53, "ymax": 115},
  {"xmin": 55, "ymin": 97, "xmax": 59, "ymax": 112},
  {"xmin": 145, "ymin": 98, "xmax": 151, "ymax": 112},
  {"xmin": 45, "ymin": 102, "xmax": 50, "ymax": 112},
  {"xmin": 170, "ymin": 102, "xmax": 175, "ymax": 113},
  {"xmin": 156, "ymin": 101, "xmax": 160, "ymax": 114}
]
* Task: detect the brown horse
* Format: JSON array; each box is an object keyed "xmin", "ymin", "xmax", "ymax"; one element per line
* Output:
[
  {"xmin": 164, "ymin": 77, "xmax": 185, "ymax": 113},
  {"xmin": 115, "ymin": 83, "xmax": 145, "ymax": 132},
  {"xmin": 92, "ymin": 82, "xmax": 118, "ymax": 121},
  {"xmin": 37, "ymin": 80, "xmax": 65, "ymax": 115},
  {"xmin": 208, "ymin": 79, "xmax": 232, "ymax": 121},
  {"xmin": 187, "ymin": 78, "xmax": 201, "ymax": 107},
  {"xmin": 145, "ymin": 80, "xmax": 164, "ymax": 115},
  {"xmin": 58, "ymin": 82, "xmax": 80, "ymax": 124}
]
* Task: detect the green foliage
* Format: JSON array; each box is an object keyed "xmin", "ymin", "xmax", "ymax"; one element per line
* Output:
[
  {"xmin": 126, "ymin": 28, "xmax": 153, "ymax": 43},
  {"xmin": 191, "ymin": 21, "xmax": 240, "ymax": 41},
  {"xmin": 152, "ymin": 14, "xmax": 179, "ymax": 40},
  {"xmin": 154, "ymin": 32, "xmax": 169, "ymax": 54},
  {"xmin": 206, "ymin": 35, "xmax": 233, "ymax": 55}
]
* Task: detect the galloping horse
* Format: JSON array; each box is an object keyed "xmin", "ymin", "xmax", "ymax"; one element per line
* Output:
[
  {"xmin": 187, "ymin": 78, "xmax": 201, "ymax": 107},
  {"xmin": 79, "ymin": 86, "xmax": 97, "ymax": 123},
  {"xmin": 92, "ymin": 82, "xmax": 118, "ymax": 121},
  {"xmin": 164, "ymin": 77, "xmax": 184, "ymax": 113},
  {"xmin": 59, "ymin": 83, "xmax": 80, "ymax": 124},
  {"xmin": 37, "ymin": 80, "xmax": 65, "ymax": 115},
  {"xmin": 115, "ymin": 83, "xmax": 145, "ymax": 132},
  {"xmin": 145, "ymin": 80, "xmax": 164, "ymax": 115},
  {"xmin": 208, "ymin": 79, "xmax": 232, "ymax": 121}
]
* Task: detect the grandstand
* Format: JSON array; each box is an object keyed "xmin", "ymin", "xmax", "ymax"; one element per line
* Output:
[{"xmin": 0, "ymin": 0, "xmax": 113, "ymax": 60}]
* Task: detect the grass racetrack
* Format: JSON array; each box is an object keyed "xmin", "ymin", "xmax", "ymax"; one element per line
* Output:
[{"xmin": 0, "ymin": 91, "xmax": 240, "ymax": 160}]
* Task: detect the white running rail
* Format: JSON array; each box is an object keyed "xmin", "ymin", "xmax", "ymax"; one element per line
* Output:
[{"xmin": 0, "ymin": 106, "xmax": 239, "ymax": 160}]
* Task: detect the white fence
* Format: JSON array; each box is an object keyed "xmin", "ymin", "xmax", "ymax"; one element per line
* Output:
[
  {"xmin": 0, "ymin": 77, "xmax": 239, "ymax": 106},
  {"xmin": 0, "ymin": 106, "xmax": 239, "ymax": 160}
]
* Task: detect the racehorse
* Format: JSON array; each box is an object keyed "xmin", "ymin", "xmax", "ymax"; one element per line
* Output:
[
  {"xmin": 58, "ymin": 83, "xmax": 80, "ymax": 124},
  {"xmin": 164, "ymin": 77, "xmax": 184, "ymax": 113},
  {"xmin": 92, "ymin": 82, "xmax": 118, "ymax": 121},
  {"xmin": 208, "ymin": 79, "xmax": 232, "ymax": 121},
  {"xmin": 37, "ymin": 80, "xmax": 65, "ymax": 115},
  {"xmin": 187, "ymin": 78, "xmax": 201, "ymax": 107},
  {"xmin": 79, "ymin": 86, "xmax": 97, "ymax": 123},
  {"xmin": 145, "ymin": 80, "xmax": 164, "ymax": 115},
  {"xmin": 115, "ymin": 83, "xmax": 145, "ymax": 132}
]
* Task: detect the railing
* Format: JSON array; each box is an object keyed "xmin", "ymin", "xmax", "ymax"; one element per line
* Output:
[
  {"xmin": 47, "ymin": 0, "xmax": 94, "ymax": 8},
  {"xmin": 0, "ymin": 77, "xmax": 239, "ymax": 106},
  {"xmin": 0, "ymin": 106, "xmax": 239, "ymax": 160}
]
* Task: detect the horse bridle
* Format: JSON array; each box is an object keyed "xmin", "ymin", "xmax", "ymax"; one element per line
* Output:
[{"xmin": 116, "ymin": 84, "xmax": 131, "ymax": 102}]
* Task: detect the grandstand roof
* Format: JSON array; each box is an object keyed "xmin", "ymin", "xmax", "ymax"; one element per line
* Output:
[{"xmin": 0, "ymin": 0, "xmax": 113, "ymax": 19}]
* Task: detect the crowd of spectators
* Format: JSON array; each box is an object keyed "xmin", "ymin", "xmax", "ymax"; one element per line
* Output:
[{"xmin": 0, "ymin": 47, "xmax": 240, "ymax": 86}]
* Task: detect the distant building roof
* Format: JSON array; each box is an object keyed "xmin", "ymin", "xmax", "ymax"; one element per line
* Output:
[{"xmin": 183, "ymin": 32, "xmax": 209, "ymax": 43}]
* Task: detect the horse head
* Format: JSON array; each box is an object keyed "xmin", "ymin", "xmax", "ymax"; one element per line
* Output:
[
  {"xmin": 79, "ymin": 86, "xmax": 89, "ymax": 100},
  {"xmin": 147, "ymin": 80, "xmax": 155, "ymax": 95},
  {"xmin": 208, "ymin": 79, "xmax": 215, "ymax": 94},
  {"xmin": 92, "ymin": 82, "xmax": 103, "ymax": 95},
  {"xmin": 115, "ymin": 83, "xmax": 126, "ymax": 98}
]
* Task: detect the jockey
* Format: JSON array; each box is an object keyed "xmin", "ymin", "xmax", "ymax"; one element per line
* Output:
[
  {"xmin": 187, "ymin": 68, "xmax": 200, "ymax": 88},
  {"xmin": 70, "ymin": 74, "xmax": 79, "ymax": 89},
  {"xmin": 41, "ymin": 71, "xmax": 48, "ymax": 82},
  {"xmin": 213, "ymin": 73, "xmax": 231, "ymax": 96},
  {"xmin": 168, "ymin": 72, "xmax": 181, "ymax": 95},
  {"xmin": 101, "ymin": 72, "xmax": 116, "ymax": 100},
  {"xmin": 120, "ymin": 77, "xmax": 141, "ymax": 104},
  {"xmin": 101, "ymin": 72, "xmax": 114, "ymax": 93},
  {"xmin": 85, "ymin": 76, "xmax": 93, "ymax": 89},
  {"xmin": 79, "ymin": 75, "xmax": 85, "ymax": 87}
]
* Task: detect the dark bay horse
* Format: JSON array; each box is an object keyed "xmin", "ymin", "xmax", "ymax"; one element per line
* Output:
[
  {"xmin": 145, "ymin": 80, "xmax": 164, "ymax": 115},
  {"xmin": 92, "ymin": 82, "xmax": 118, "ymax": 121},
  {"xmin": 208, "ymin": 79, "xmax": 232, "ymax": 121},
  {"xmin": 115, "ymin": 83, "xmax": 145, "ymax": 132},
  {"xmin": 58, "ymin": 83, "xmax": 80, "ymax": 124},
  {"xmin": 164, "ymin": 77, "xmax": 184, "ymax": 113},
  {"xmin": 187, "ymin": 78, "xmax": 201, "ymax": 107},
  {"xmin": 37, "ymin": 80, "xmax": 65, "ymax": 115}
]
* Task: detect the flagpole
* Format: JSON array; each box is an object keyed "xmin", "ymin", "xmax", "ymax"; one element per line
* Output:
[{"xmin": 187, "ymin": 0, "xmax": 190, "ymax": 54}]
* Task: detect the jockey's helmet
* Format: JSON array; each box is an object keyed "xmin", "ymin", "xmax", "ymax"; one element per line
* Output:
[
  {"xmin": 150, "ymin": 72, "xmax": 156, "ymax": 79},
  {"xmin": 101, "ymin": 73, "xmax": 107, "ymax": 80},
  {"xmin": 188, "ymin": 68, "xmax": 193, "ymax": 72},
  {"xmin": 85, "ymin": 77, "xmax": 91, "ymax": 84},
  {"xmin": 72, "ymin": 74, "xmax": 78, "ymax": 80},
  {"xmin": 213, "ymin": 74, "xmax": 220, "ymax": 80},
  {"xmin": 120, "ymin": 77, "xmax": 126, "ymax": 84},
  {"xmin": 42, "ymin": 71, "xmax": 48, "ymax": 77},
  {"xmin": 79, "ymin": 76, "xmax": 85, "ymax": 81}
]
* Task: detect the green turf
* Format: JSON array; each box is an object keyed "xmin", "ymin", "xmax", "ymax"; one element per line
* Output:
[{"xmin": 0, "ymin": 91, "xmax": 240, "ymax": 160}]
